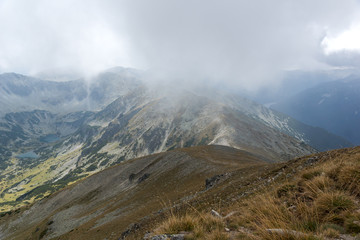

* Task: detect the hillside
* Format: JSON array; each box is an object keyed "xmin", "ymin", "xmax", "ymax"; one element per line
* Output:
[
  {"xmin": 143, "ymin": 146, "xmax": 360, "ymax": 240},
  {"xmin": 1, "ymin": 146, "xmax": 359, "ymax": 239},
  {"xmin": 0, "ymin": 145, "xmax": 273, "ymax": 239}
]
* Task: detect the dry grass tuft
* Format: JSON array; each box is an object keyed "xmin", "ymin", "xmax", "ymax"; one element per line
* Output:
[
  {"xmin": 315, "ymin": 192, "xmax": 355, "ymax": 218},
  {"xmin": 304, "ymin": 175, "xmax": 332, "ymax": 195},
  {"xmin": 321, "ymin": 227, "xmax": 340, "ymax": 238},
  {"xmin": 151, "ymin": 147, "xmax": 360, "ymax": 239},
  {"xmin": 154, "ymin": 211, "xmax": 227, "ymax": 239},
  {"xmin": 156, "ymin": 214, "xmax": 197, "ymax": 234},
  {"xmin": 337, "ymin": 165, "xmax": 360, "ymax": 197},
  {"xmin": 301, "ymin": 170, "xmax": 321, "ymax": 180},
  {"xmin": 206, "ymin": 230, "xmax": 228, "ymax": 240}
]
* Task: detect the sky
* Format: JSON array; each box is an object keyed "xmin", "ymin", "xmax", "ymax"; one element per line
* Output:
[{"xmin": 1, "ymin": 0, "xmax": 360, "ymax": 90}]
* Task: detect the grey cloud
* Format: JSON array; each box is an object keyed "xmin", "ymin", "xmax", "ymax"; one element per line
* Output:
[
  {"xmin": 321, "ymin": 50, "xmax": 360, "ymax": 68},
  {"xmin": 98, "ymin": 0, "xmax": 360, "ymax": 89}
]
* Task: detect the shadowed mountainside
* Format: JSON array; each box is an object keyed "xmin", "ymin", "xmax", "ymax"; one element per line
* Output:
[{"xmin": 272, "ymin": 77, "xmax": 360, "ymax": 145}]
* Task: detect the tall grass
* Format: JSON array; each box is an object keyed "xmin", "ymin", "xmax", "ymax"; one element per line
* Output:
[{"xmin": 151, "ymin": 148, "xmax": 360, "ymax": 239}]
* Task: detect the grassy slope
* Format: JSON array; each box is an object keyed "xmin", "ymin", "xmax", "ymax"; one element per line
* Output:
[
  {"xmin": 1, "ymin": 146, "xmax": 358, "ymax": 239},
  {"xmin": 0, "ymin": 146, "xmax": 84, "ymax": 212},
  {"xmin": 0, "ymin": 145, "xmax": 272, "ymax": 240},
  {"xmin": 149, "ymin": 147, "xmax": 360, "ymax": 240}
]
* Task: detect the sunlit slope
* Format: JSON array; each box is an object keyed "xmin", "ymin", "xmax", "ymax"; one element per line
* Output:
[{"xmin": 0, "ymin": 145, "xmax": 84, "ymax": 212}]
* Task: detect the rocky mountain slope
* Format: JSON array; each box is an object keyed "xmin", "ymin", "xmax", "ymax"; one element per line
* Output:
[
  {"xmin": 68, "ymin": 86, "xmax": 350, "ymax": 174},
  {"xmin": 1, "ymin": 145, "xmax": 359, "ymax": 240},
  {"xmin": 272, "ymin": 77, "xmax": 360, "ymax": 145}
]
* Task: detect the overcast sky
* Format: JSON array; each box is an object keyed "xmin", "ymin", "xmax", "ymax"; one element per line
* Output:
[{"xmin": 1, "ymin": 0, "xmax": 360, "ymax": 89}]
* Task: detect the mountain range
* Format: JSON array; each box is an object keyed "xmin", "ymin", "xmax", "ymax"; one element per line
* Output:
[
  {"xmin": 0, "ymin": 68, "xmax": 141, "ymax": 116},
  {"xmin": 0, "ymin": 67, "xmax": 356, "ymax": 235},
  {"xmin": 272, "ymin": 76, "xmax": 360, "ymax": 145}
]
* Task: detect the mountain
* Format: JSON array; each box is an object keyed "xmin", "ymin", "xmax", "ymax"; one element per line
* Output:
[
  {"xmin": 0, "ymin": 68, "xmax": 141, "ymax": 116},
  {"xmin": 75, "ymin": 87, "xmax": 351, "ymax": 166},
  {"xmin": 0, "ymin": 77, "xmax": 352, "ymax": 213},
  {"xmin": 271, "ymin": 77, "xmax": 360, "ymax": 145},
  {"xmin": 0, "ymin": 69, "xmax": 353, "ymax": 214},
  {"xmin": 78, "ymin": 89, "xmax": 314, "ymax": 161},
  {"xmin": 1, "ymin": 145, "xmax": 358, "ymax": 239}
]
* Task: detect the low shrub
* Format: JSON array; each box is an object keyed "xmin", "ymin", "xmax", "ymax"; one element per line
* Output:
[
  {"xmin": 320, "ymin": 223, "xmax": 345, "ymax": 234},
  {"xmin": 345, "ymin": 218, "xmax": 360, "ymax": 233},
  {"xmin": 315, "ymin": 192, "xmax": 354, "ymax": 217},
  {"xmin": 277, "ymin": 184, "xmax": 296, "ymax": 198},
  {"xmin": 302, "ymin": 171, "xmax": 321, "ymax": 180},
  {"xmin": 337, "ymin": 165, "xmax": 360, "ymax": 197},
  {"xmin": 158, "ymin": 214, "xmax": 196, "ymax": 234}
]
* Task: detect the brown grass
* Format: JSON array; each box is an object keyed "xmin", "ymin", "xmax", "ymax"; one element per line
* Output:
[
  {"xmin": 156, "ymin": 214, "xmax": 197, "ymax": 234},
  {"xmin": 154, "ymin": 212, "xmax": 226, "ymax": 239},
  {"xmin": 151, "ymin": 147, "xmax": 360, "ymax": 239}
]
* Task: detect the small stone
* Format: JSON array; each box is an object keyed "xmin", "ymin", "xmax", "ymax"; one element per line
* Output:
[
  {"xmin": 287, "ymin": 205, "xmax": 296, "ymax": 211},
  {"xmin": 305, "ymin": 157, "xmax": 318, "ymax": 166},
  {"xmin": 170, "ymin": 234, "xmax": 185, "ymax": 240},
  {"xmin": 211, "ymin": 209, "xmax": 222, "ymax": 218},
  {"xmin": 205, "ymin": 174, "xmax": 225, "ymax": 189},
  {"xmin": 266, "ymin": 228, "xmax": 304, "ymax": 237},
  {"xmin": 225, "ymin": 227, "xmax": 230, "ymax": 232},
  {"xmin": 149, "ymin": 235, "xmax": 168, "ymax": 240},
  {"xmin": 143, "ymin": 232, "xmax": 151, "ymax": 239},
  {"xmin": 138, "ymin": 173, "xmax": 150, "ymax": 183}
]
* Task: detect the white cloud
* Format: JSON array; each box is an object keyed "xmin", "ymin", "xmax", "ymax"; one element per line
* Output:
[{"xmin": 322, "ymin": 23, "xmax": 360, "ymax": 54}]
